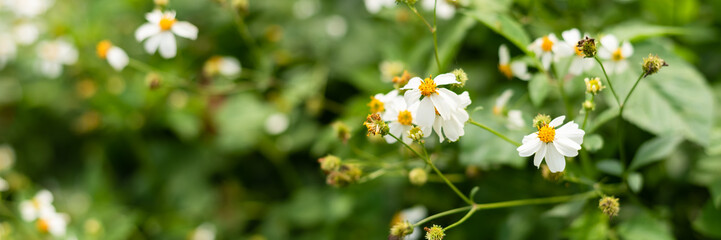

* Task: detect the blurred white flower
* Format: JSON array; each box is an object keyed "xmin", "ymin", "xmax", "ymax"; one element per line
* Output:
[
  {"xmin": 401, "ymin": 73, "xmax": 461, "ymax": 128},
  {"xmin": 598, "ymin": 34, "xmax": 633, "ymax": 74},
  {"xmin": 36, "ymin": 39, "xmax": 77, "ymax": 78},
  {"xmin": 382, "ymin": 97, "xmax": 424, "ymax": 144},
  {"xmin": 5, "ymin": 0, "xmax": 52, "ymax": 18},
  {"xmin": 203, "ymin": 56, "xmax": 241, "ymax": 77},
  {"xmin": 0, "ymin": 34, "xmax": 16, "ymax": 70},
  {"xmin": 517, "ymin": 116, "xmax": 584, "ymax": 173},
  {"xmin": 12, "ymin": 22, "xmax": 40, "ymax": 46},
  {"xmin": 37, "ymin": 211, "xmax": 69, "ymax": 237},
  {"xmin": 0, "ymin": 177, "xmax": 8, "ymax": 192},
  {"xmin": 364, "ymin": 0, "xmax": 394, "ymax": 14},
  {"xmin": 560, "ymin": 28, "xmax": 594, "ymax": 75},
  {"xmin": 190, "ymin": 223, "xmax": 216, "ymax": 240},
  {"xmin": 20, "ymin": 189, "xmax": 55, "ymax": 221},
  {"xmin": 394, "ymin": 206, "xmax": 427, "ymax": 240},
  {"xmin": 498, "ymin": 44, "xmax": 530, "ymax": 81},
  {"xmin": 265, "ymin": 113, "xmax": 289, "ymax": 135},
  {"xmin": 492, "ymin": 89, "xmax": 513, "ymax": 115},
  {"xmin": 368, "ymin": 89, "xmax": 399, "ymax": 114},
  {"xmin": 506, "ymin": 110, "xmax": 524, "ymax": 130},
  {"xmin": 432, "ymin": 91, "xmax": 470, "ymax": 142},
  {"xmin": 379, "ymin": 61, "xmax": 404, "ymax": 83},
  {"xmin": 325, "ymin": 15, "xmax": 347, "ymax": 39},
  {"xmin": 96, "ymin": 40, "xmax": 129, "ymax": 71},
  {"xmin": 528, "ymin": 33, "xmax": 568, "ymax": 71},
  {"xmin": 293, "ymin": 0, "xmax": 319, "ymax": 19},
  {"xmin": 0, "ymin": 145, "xmax": 14, "ymax": 172},
  {"xmin": 135, "ymin": 9, "xmax": 198, "ymax": 59},
  {"xmin": 422, "ymin": 0, "xmax": 455, "ymax": 20}
]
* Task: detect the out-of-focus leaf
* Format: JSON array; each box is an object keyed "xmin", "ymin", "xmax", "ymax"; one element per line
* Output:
[
  {"xmin": 628, "ymin": 135, "xmax": 683, "ymax": 171},
  {"xmin": 710, "ymin": 179, "xmax": 721, "ymax": 209},
  {"xmin": 604, "ymin": 22, "xmax": 688, "ymax": 41},
  {"xmin": 427, "ymin": 16, "xmax": 477, "ymax": 74},
  {"xmin": 583, "ymin": 134, "xmax": 603, "ymax": 152},
  {"xmin": 565, "ymin": 209, "xmax": 608, "ymax": 240},
  {"xmin": 596, "ymin": 159, "xmax": 623, "ymax": 177},
  {"xmin": 689, "ymin": 155, "xmax": 721, "ymax": 186},
  {"xmin": 215, "ymin": 93, "xmax": 272, "ymax": 152},
  {"xmin": 628, "ymin": 172, "xmax": 643, "ymax": 193},
  {"xmin": 528, "ymin": 74, "xmax": 549, "ymax": 107},
  {"xmin": 543, "ymin": 200, "xmax": 586, "ymax": 218},
  {"xmin": 460, "ymin": 102, "xmax": 525, "ymax": 169},
  {"xmin": 693, "ymin": 201, "xmax": 721, "ymax": 238},
  {"xmin": 462, "ymin": 9, "xmax": 531, "ymax": 53},
  {"xmin": 617, "ymin": 211, "xmax": 674, "ymax": 240}
]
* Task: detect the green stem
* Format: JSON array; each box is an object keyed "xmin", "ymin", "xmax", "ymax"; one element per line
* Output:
[
  {"xmin": 231, "ymin": 9, "xmax": 262, "ymax": 66},
  {"xmin": 582, "ymin": 94, "xmax": 595, "ymax": 130},
  {"xmin": 406, "ymin": 5, "xmax": 433, "ymax": 32},
  {"xmin": 619, "ymin": 73, "xmax": 646, "ymax": 116},
  {"xmin": 127, "ymin": 58, "xmax": 155, "ymax": 73},
  {"xmin": 467, "ymin": 119, "xmax": 521, "ymax": 146},
  {"xmin": 414, "ymin": 206, "xmax": 472, "ymax": 227},
  {"xmin": 617, "ymin": 72, "xmax": 646, "ymax": 165},
  {"xmin": 431, "ymin": 0, "xmax": 441, "ymax": 72},
  {"xmin": 444, "ymin": 205, "xmax": 476, "ymax": 231},
  {"xmin": 557, "ymin": 75, "xmax": 573, "ymax": 119},
  {"xmin": 390, "ymin": 134, "xmax": 474, "ymax": 205},
  {"xmin": 594, "ymin": 56, "xmax": 620, "ymax": 106}
]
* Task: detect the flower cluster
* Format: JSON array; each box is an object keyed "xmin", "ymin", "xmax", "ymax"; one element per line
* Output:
[
  {"xmin": 19, "ymin": 190, "xmax": 70, "ymax": 237},
  {"xmin": 319, "ymin": 155, "xmax": 362, "ymax": 187},
  {"xmin": 517, "ymin": 115, "xmax": 585, "ymax": 173}
]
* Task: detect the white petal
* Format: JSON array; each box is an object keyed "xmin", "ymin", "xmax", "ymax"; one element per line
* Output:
[
  {"xmin": 218, "ymin": 57, "xmax": 241, "ymax": 76},
  {"xmin": 521, "ymin": 133, "xmax": 538, "ymax": 144},
  {"xmin": 541, "ymin": 53, "xmax": 552, "ymax": 70},
  {"xmin": 616, "ymin": 60, "xmax": 628, "ymax": 73},
  {"xmin": 568, "ymin": 58, "xmax": 583, "ymax": 76},
  {"xmin": 600, "ymin": 35, "xmax": 618, "ymax": 50},
  {"xmin": 364, "ymin": 0, "xmax": 383, "ymax": 13},
  {"xmin": 20, "ymin": 201, "xmax": 36, "ymax": 221},
  {"xmin": 159, "ymin": 32, "xmax": 177, "ymax": 59},
  {"xmin": 401, "ymin": 77, "xmax": 422, "ymax": 90},
  {"xmin": 499, "ymin": 44, "xmax": 510, "ymax": 64},
  {"xmin": 435, "ymin": 1, "xmax": 455, "ymax": 19},
  {"xmin": 597, "ymin": 47, "xmax": 611, "ymax": 59},
  {"xmin": 416, "ymin": 97, "xmax": 435, "ymax": 127},
  {"xmin": 549, "ymin": 116, "xmax": 566, "ymax": 128},
  {"xmin": 442, "ymin": 119, "xmax": 463, "ymax": 142},
  {"xmin": 172, "ymin": 21, "xmax": 198, "ymax": 40},
  {"xmin": 562, "ymin": 28, "xmax": 581, "ymax": 45},
  {"xmin": 534, "ymin": 143, "xmax": 547, "ymax": 167},
  {"xmin": 433, "ymin": 73, "xmax": 459, "ymax": 85},
  {"xmin": 135, "ymin": 23, "xmax": 160, "ymax": 41},
  {"xmin": 430, "ymin": 94, "xmax": 453, "ymax": 120},
  {"xmin": 457, "ymin": 91, "xmax": 471, "ymax": 108},
  {"xmin": 517, "ymin": 137, "xmax": 542, "ymax": 157},
  {"xmin": 621, "ymin": 41, "xmax": 633, "ymax": 57},
  {"xmin": 510, "ymin": 61, "xmax": 530, "ymax": 80},
  {"xmin": 384, "ymin": 135, "xmax": 397, "ymax": 144},
  {"xmin": 143, "ymin": 34, "xmax": 163, "ymax": 54},
  {"xmin": 433, "ymin": 117, "xmax": 444, "ymax": 142},
  {"xmin": 36, "ymin": 189, "xmax": 54, "ymax": 204},
  {"xmin": 146, "ymin": 9, "xmax": 163, "ymax": 24},
  {"xmin": 107, "ymin": 47, "xmax": 128, "ymax": 71},
  {"xmin": 545, "ymin": 144, "xmax": 566, "ymax": 172},
  {"xmin": 403, "ymin": 90, "xmax": 422, "ymax": 106},
  {"xmin": 553, "ymin": 138, "xmax": 579, "ymax": 157},
  {"xmin": 389, "ymin": 122, "xmax": 403, "ymax": 137},
  {"xmin": 41, "ymin": 61, "xmax": 62, "ymax": 78}
]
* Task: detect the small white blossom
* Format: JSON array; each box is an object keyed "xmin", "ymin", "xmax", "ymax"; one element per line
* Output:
[
  {"xmin": 135, "ymin": 9, "xmax": 198, "ymax": 59},
  {"xmin": 96, "ymin": 41, "xmax": 129, "ymax": 71},
  {"xmin": 204, "ymin": 56, "xmax": 241, "ymax": 77},
  {"xmin": 516, "ymin": 116, "xmax": 585, "ymax": 173},
  {"xmin": 382, "ymin": 97, "xmax": 424, "ymax": 144},
  {"xmin": 506, "ymin": 110, "xmax": 525, "ymax": 130},
  {"xmin": 5, "ymin": 0, "xmax": 52, "ymax": 18},
  {"xmin": 12, "ymin": 22, "xmax": 40, "ymax": 46},
  {"xmin": 401, "ymin": 73, "xmax": 462, "ymax": 128},
  {"xmin": 560, "ymin": 28, "xmax": 594, "ymax": 75},
  {"xmin": 492, "ymin": 89, "xmax": 513, "ymax": 115},
  {"xmin": 190, "ymin": 223, "xmax": 216, "ymax": 240},
  {"xmin": 528, "ymin": 33, "xmax": 569, "ymax": 71},
  {"xmin": 37, "ymin": 211, "xmax": 69, "ymax": 237},
  {"xmin": 498, "ymin": 44, "xmax": 530, "ymax": 80},
  {"xmin": 598, "ymin": 34, "xmax": 633, "ymax": 74},
  {"xmin": 36, "ymin": 39, "xmax": 77, "ymax": 78},
  {"xmin": 364, "ymin": 0, "xmax": 394, "ymax": 14},
  {"xmin": 432, "ymin": 91, "xmax": 470, "ymax": 142},
  {"xmin": 20, "ymin": 189, "xmax": 55, "ymax": 222},
  {"xmin": 265, "ymin": 113, "xmax": 289, "ymax": 135}
]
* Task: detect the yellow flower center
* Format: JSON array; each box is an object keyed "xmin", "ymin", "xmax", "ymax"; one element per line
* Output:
[
  {"xmin": 574, "ymin": 45, "xmax": 584, "ymax": 56},
  {"xmin": 398, "ymin": 110, "xmax": 413, "ymax": 125},
  {"xmin": 96, "ymin": 40, "xmax": 112, "ymax": 59},
  {"xmin": 537, "ymin": 125, "xmax": 555, "ymax": 143},
  {"xmin": 159, "ymin": 16, "xmax": 176, "ymax": 31},
  {"xmin": 37, "ymin": 219, "xmax": 49, "ymax": 233},
  {"xmin": 612, "ymin": 48, "xmax": 624, "ymax": 61},
  {"xmin": 498, "ymin": 64, "xmax": 512, "ymax": 79},
  {"xmin": 367, "ymin": 97, "xmax": 384, "ymax": 113},
  {"xmin": 541, "ymin": 36, "xmax": 554, "ymax": 52},
  {"xmin": 419, "ymin": 77, "xmax": 437, "ymax": 97}
]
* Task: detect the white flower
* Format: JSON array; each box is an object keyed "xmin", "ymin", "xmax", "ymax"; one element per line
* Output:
[
  {"xmin": 431, "ymin": 91, "xmax": 470, "ymax": 142},
  {"xmin": 5, "ymin": 0, "xmax": 52, "ymax": 18},
  {"xmin": 379, "ymin": 61, "xmax": 404, "ymax": 83},
  {"xmin": 12, "ymin": 22, "xmax": 40, "ymax": 46},
  {"xmin": 293, "ymin": 0, "xmax": 319, "ymax": 19},
  {"xmin": 598, "ymin": 34, "xmax": 633, "ymax": 74},
  {"xmin": 498, "ymin": 44, "xmax": 530, "ymax": 80},
  {"xmin": 325, "ymin": 15, "xmax": 347, "ymax": 39},
  {"xmin": 36, "ymin": 39, "xmax": 77, "ymax": 78},
  {"xmin": 516, "ymin": 116, "xmax": 585, "ymax": 173},
  {"xmin": 20, "ymin": 189, "xmax": 55, "ymax": 222},
  {"xmin": 382, "ymin": 97, "xmax": 424, "ymax": 144},
  {"xmin": 368, "ymin": 89, "xmax": 399, "ymax": 114},
  {"xmin": 560, "ymin": 28, "xmax": 595, "ymax": 75},
  {"xmin": 265, "ymin": 113, "xmax": 289, "ymax": 135},
  {"xmin": 364, "ymin": 0, "xmax": 394, "ymax": 14},
  {"xmin": 37, "ymin": 211, "xmax": 69, "ymax": 237},
  {"xmin": 135, "ymin": 9, "xmax": 198, "ymax": 59},
  {"xmin": 401, "ymin": 73, "xmax": 461, "ymax": 128},
  {"xmin": 492, "ymin": 89, "xmax": 513, "ymax": 115},
  {"xmin": 421, "ymin": 0, "xmax": 455, "ymax": 20},
  {"xmin": 528, "ymin": 33, "xmax": 569, "ymax": 71},
  {"xmin": 506, "ymin": 110, "xmax": 525, "ymax": 130},
  {"xmin": 394, "ymin": 206, "xmax": 427, "ymax": 240},
  {"xmin": 0, "ymin": 177, "xmax": 8, "ymax": 191},
  {"xmin": 0, "ymin": 34, "xmax": 16, "ymax": 70},
  {"xmin": 203, "ymin": 56, "xmax": 241, "ymax": 77},
  {"xmin": 96, "ymin": 40, "xmax": 129, "ymax": 71},
  {"xmin": 190, "ymin": 223, "xmax": 216, "ymax": 240}
]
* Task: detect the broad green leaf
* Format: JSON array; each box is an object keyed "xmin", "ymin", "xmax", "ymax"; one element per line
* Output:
[
  {"xmin": 710, "ymin": 179, "xmax": 721, "ymax": 209},
  {"xmin": 596, "ymin": 159, "xmax": 624, "ymax": 177},
  {"xmin": 215, "ymin": 93, "xmax": 272, "ymax": 153},
  {"xmin": 689, "ymin": 155, "xmax": 721, "ymax": 186},
  {"xmin": 628, "ymin": 135, "xmax": 683, "ymax": 171},
  {"xmin": 604, "ymin": 21, "xmax": 688, "ymax": 41},
  {"xmin": 693, "ymin": 201, "xmax": 721, "ymax": 238},
  {"xmin": 628, "ymin": 172, "xmax": 643, "ymax": 193},
  {"xmin": 583, "ymin": 134, "xmax": 604, "ymax": 152},
  {"xmin": 617, "ymin": 211, "xmax": 674, "ymax": 240},
  {"xmin": 528, "ymin": 74, "xmax": 549, "ymax": 107},
  {"xmin": 462, "ymin": 9, "xmax": 531, "ymax": 53},
  {"xmin": 565, "ymin": 209, "xmax": 608, "ymax": 240},
  {"xmin": 460, "ymin": 103, "xmax": 525, "ymax": 169},
  {"xmin": 427, "ymin": 16, "xmax": 477, "ymax": 74}
]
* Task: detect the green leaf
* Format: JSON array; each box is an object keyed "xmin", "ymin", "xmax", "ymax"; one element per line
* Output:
[
  {"xmin": 693, "ymin": 201, "xmax": 721, "ymax": 238},
  {"xmin": 583, "ymin": 134, "xmax": 604, "ymax": 152},
  {"xmin": 617, "ymin": 211, "xmax": 674, "ymax": 240},
  {"xmin": 596, "ymin": 159, "xmax": 624, "ymax": 177},
  {"xmin": 710, "ymin": 179, "xmax": 721, "ymax": 209},
  {"xmin": 528, "ymin": 74, "xmax": 549, "ymax": 107},
  {"xmin": 628, "ymin": 172, "xmax": 643, "ymax": 193},
  {"xmin": 629, "ymin": 135, "xmax": 683, "ymax": 171},
  {"xmin": 604, "ymin": 21, "xmax": 688, "ymax": 41},
  {"xmin": 565, "ymin": 209, "xmax": 608, "ymax": 240},
  {"xmin": 427, "ymin": 16, "xmax": 477, "ymax": 74},
  {"xmin": 214, "ymin": 93, "xmax": 272, "ymax": 153},
  {"xmin": 461, "ymin": 9, "xmax": 531, "ymax": 53},
  {"xmin": 460, "ymin": 104, "xmax": 525, "ymax": 169}
]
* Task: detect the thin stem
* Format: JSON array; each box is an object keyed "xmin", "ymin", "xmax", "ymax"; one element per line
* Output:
[
  {"xmin": 467, "ymin": 119, "xmax": 521, "ymax": 146},
  {"xmin": 431, "ymin": 0, "xmax": 441, "ymax": 72},
  {"xmin": 406, "ymin": 5, "xmax": 433, "ymax": 32},
  {"xmin": 582, "ymin": 94, "xmax": 595, "ymax": 130},
  {"xmin": 444, "ymin": 205, "xmax": 476, "ymax": 231},
  {"xmin": 557, "ymin": 75, "xmax": 573, "ymax": 118},
  {"xmin": 617, "ymin": 72, "xmax": 646, "ymax": 165},
  {"xmin": 391, "ymin": 134, "xmax": 474, "ymax": 205},
  {"xmin": 619, "ymin": 73, "xmax": 646, "ymax": 116},
  {"xmin": 127, "ymin": 58, "xmax": 155, "ymax": 73},
  {"xmin": 594, "ymin": 56, "xmax": 620, "ymax": 106},
  {"xmin": 414, "ymin": 206, "xmax": 472, "ymax": 227},
  {"xmin": 231, "ymin": 9, "xmax": 262, "ymax": 66}
]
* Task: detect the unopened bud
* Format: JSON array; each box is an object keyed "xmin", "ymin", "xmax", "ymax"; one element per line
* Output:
[
  {"xmin": 532, "ymin": 114, "xmax": 551, "ymax": 129},
  {"xmin": 389, "ymin": 221, "xmax": 413, "ymax": 239},
  {"xmin": 332, "ymin": 121, "xmax": 351, "ymax": 143},
  {"xmin": 392, "ymin": 70, "xmax": 412, "ymax": 90},
  {"xmin": 232, "ymin": 0, "xmax": 249, "ymax": 15},
  {"xmin": 577, "ymin": 36, "xmax": 596, "ymax": 58},
  {"xmin": 582, "ymin": 100, "xmax": 595, "ymax": 111},
  {"xmin": 318, "ymin": 155, "xmax": 341, "ymax": 172},
  {"xmin": 408, "ymin": 168, "xmax": 427, "ymax": 186},
  {"xmin": 409, "ymin": 127, "xmax": 424, "ymax": 142},
  {"xmin": 584, "ymin": 77, "xmax": 605, "ymax": 95},
  {"xmin": 451, "ymin": 68, "xmax": 468, "ymax": 87},
  {"xmin": 642, "ymin": 54, "xmax": 668, "ymax": 78},
  {"xmin": 154, "ymin": 0, "xmax": 168, "ymax": 7},
  {"xmin": 598, "ymin": 196, "xmax": 620, "ymax": 218},
  {"xmin": 145, "ymin": 72, "xmax": 162, "ymax": 90},
  {"xmin": 363, "ymin": 113, "xmax": 389, "ymax": 136},
  {"xmin": 424, "ymin": 225, "xmax": 445, "ymax": 240}
]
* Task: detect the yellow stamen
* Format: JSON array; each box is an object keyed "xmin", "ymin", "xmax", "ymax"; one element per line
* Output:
[
  {"xmin": 574, "ymin": 45, "xmax": 584, "ymax": 56},
  {"xmin": 498, "ymin": 64, "xmax": 512, "ymax": 79},
  {"xmin": 96, "ymin": 40, "xmax": 112, "ymax": 59},
  {"xmin": 537, "ymin": 125, "xmax": 556, "ymax": 143},
  {"xmin": 612, "ymin": 48, "xmax": 624, "ymax": 61},
  {"xmin": 398, "ymin": 110, "xmax": 412, "ymax": 125},
  {"xmin": 37, "ymin": 219, "xmax": 49, "ymax": 233},
  {"xmin": 419, "ymin": 77, "xmax": 437, "ymax": 97},
  {"xmin": 367, "ymin": 97, "xmax": 384, "ymax": 113},
  {"xmin": 159, "ymin": 15, "xmax": 176, "ymax": 31},
  {"xmin": 541, "ymin": 36, "xmax": 554, "ymax": 52}
]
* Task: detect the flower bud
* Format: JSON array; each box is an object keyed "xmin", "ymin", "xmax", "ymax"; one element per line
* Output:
[
  {"xmin": 232, "ymin": 0, "xmax": 249, "ymax": 15},
  {"xmin": 577, "ymin": 36, "xmax": 596, "ymax": 58},
  {"xmin": 451, "ymin": 68, "xmax": 468, "ymax": 87},
  {"xmin": 532, "ymin": 114, "xmax": 551, "ymax": 129},
  {"xmin": 389, "ymin": 221, "xmax": 413, "ymax": 239},
  {"xmin": 598, "ymin": 196, "xmax": 620, "ymax": 218},
  {"xmin": 582, "ymin": 100, "xmax": 595, "ymax": 111},
  {"xmin": 393, "ymin": 70, "xmax": 412, "ymax": 90},
  {"xmin": 408, "ymin": 168, "xmax": 427, "ymax": 186},
  {"xmin": 424, "ymin": 225, "xmax": 445, "ymax": 240},
  {"xmin": 409, "ymin": 127, "xmax": 424, "ymax": 142},
  {"xmin": 332, "ymin": 121, "xmax": 351, "ymax": 144},
  {"xmin": 363, "ymin": 113, "xmax": 389, "ymax": 136},
  {"xmin": 584, "ymin": 77, "xmax": 605, "ymax": 95},
  {"xmin": 145, "ymin": 72, "xmax": 162, "ymax": 90},
  {"xmin": 318, "ymin": 155, "xmax": 341, "ymax": 172},
  {"xmin": 642, "ymin": 54, "xmax": 668, "ymax": 78},
  {"xmin": 325, "ymin": 164, "xmax": 362, "ymax": 187},
  {"xmin": 154, "ymin": 0, "xmax": 168, "ymax": 7}
]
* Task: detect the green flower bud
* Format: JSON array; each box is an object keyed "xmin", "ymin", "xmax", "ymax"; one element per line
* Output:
[
  {"xmin": 318, "ymin": 155, "xmax": 341, "ymax": 172},
  {"xmin": 532, "ymin": 114, "xmax": 551, "ymax": 129},
  {"xmin": 577, "ymin": 36, "xmax": 596, "ymax": 58},
  {"xmin": 408, "ymin": 168, "xmax": 427, "ymax": 186},
  {"xmin": 642, "ymin": 54, "xmax": 668, "ymax": 78},
  {"xmin": 451, "ymin": 68, "xmax": 468, "ymax": 87},
  {"xmin": 424, "ymin": 225, "xmax": 445, "ymax": 240},
  {"xmin": 389, "ymin": 221, "xmax": 413, "ymax": 239},
  {"xmin": 409, "ymin": 127, "xmax": 424, "ymax": 142},
  {"xmin": 582, "ymin": 100, "xmax": 595, "ymax": 111},
  {"xmin": 598, "ymin": 196, "xmax": 620, "ymax": 218}
]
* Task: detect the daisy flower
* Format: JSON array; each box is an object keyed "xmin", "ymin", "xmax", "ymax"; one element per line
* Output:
[
  {"xmin": 363, "ymin": 0, "xmax": 394, "ymax": 14},
  {"xmin": 492, "ymin": 89, "xmax": 513, "ymax": 115},
  {"xmin": 382, "ymin": 97, "xmax": 425, "ymax": 144},
  {"xmin": 12, "ymin": 22, "xmax": 40, "ymax": 46},
  {"xmin": 528, "ymin": 33, "xmax": 569, "ymax": 71},
  {"xmin": 135, "ymin": 9, "xmax": 198, "ymax": 59},
  {"xmin": 36, "ymin": 39, "xmax": 77, "ymax": 78},
  {"xmin": 432, "ymin": 91, "xmax": 470, "ymax": 142},
  {"xmin": 190, "ymin": 223, "xmax": 216, "ymax": 240},
  {"xmin": 203, "ymin": 56, "xmax": 241, "ymax": 77},
  {"xmin": 598, "ymin": 34, "xmax": 633, "ymax": 74},
  {"xmin": 96, "ymin": 40, "xmax": 129, "ymax": 71},
  {"xmin": 5, "ymin": 0, "xmax": 52, "ymax": 18},
  {"xmin": 20, "ymin": 189, "xmax": 56, "ymax": 222},
  {"xmin": 368, "ymin": 90, "xmax": 399, "ymax": 114},
  {"xmin": 391, "ymin": 206, "xmax": 427, "ymax": 240},
  {"xmin": 36, "ymin": 211, "xmax": 69, "ymax": 237},
  {"xmin": 421, "ymin": 0, "xmax": 455, "ymax": 20},
  {"xmin": 0, "ymin": 34, "xmax": 16, "ymax": 70},
  {"xmin": 516, "ymin": 115, "xmax": 585, "ymax": 173},
  {"xmin": 560, "ymin": 28, "xmax": 594, "ymax": 75},
  {"xmin": 506, "ymin": 110, "xmax": 525, "ymax": 130},
  {"xmin": 401, "ymin": 73, "xmax": 461, "ymax": 128},
  {"xmin": 498, "ymin": 44, "xmax": 530, "ymax": 80}
]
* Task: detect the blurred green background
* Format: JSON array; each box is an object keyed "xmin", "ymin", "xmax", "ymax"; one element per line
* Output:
[{"xmin": 1, "ymin": 0, "xmax": 721, "ymax": 239}]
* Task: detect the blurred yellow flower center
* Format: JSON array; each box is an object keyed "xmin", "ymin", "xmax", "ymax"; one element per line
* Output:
[
  {"xmin": 498, "ymin": 64, "xmax": 512, "ymax": 79},
  {"xmin": 574, "ymin": 45, "xmax": 584, "ymax": 56},
  {"xmin": 537, "ymin": 125, "xmax": 555, "ymax": 143},
  {"xmin": 36, "ymin": 219, "xmax": 49, "ymax": 233},
  {"xmin": 612, "ymin": 48, "xmax": 624, "ymax": 61},
  {"xmin": 367, "ymin": 97, "xmax": 384, "ymax": 113},
  {"xmin": 96, "ymin": 40, "xmax": 112, "ymax": 59},
  {"xmin": 32, "ymin": 198, "xmax": 41, "ymax": 209},
  {"xmin": 541, "ymin": 36, "xmax": 553, "ymax": 52},
  {"xmin": 159, "ymin": 16, "xmax": 176, "ymax": 30},
  {"xmin": 398, "ymin": 110, "xmax": 412, "ymax": 125},
  {"xmin": 419, "ymin": 77, "xmax": 437, "ymax": 97}
]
